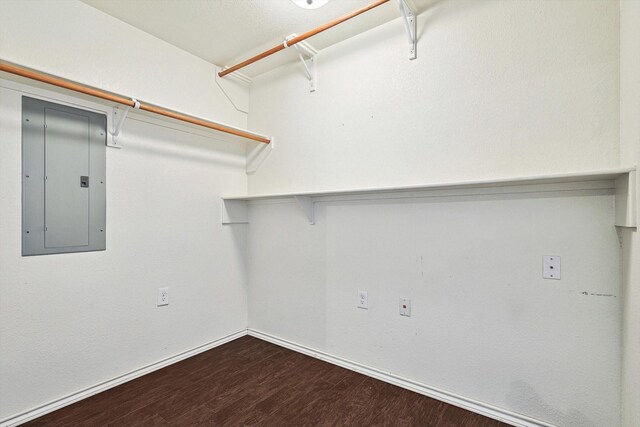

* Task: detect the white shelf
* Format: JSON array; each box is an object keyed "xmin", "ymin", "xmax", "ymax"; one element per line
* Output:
[{"xmin": 222, "ymin": 168, "xmax": 637, "ymax": 226}]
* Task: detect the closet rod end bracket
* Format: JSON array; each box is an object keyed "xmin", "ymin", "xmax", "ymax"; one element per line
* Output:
[
  {"xmin": 287, "ymin": 34, "xmax": 318, "ymax": 93},
  {"xmin": 107, "ymin": 98, "xmax": 140, "ymax": 148}
]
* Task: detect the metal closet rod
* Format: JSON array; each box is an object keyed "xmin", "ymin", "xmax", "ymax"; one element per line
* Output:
[
  {"xmin": 0, "ymin": 61, "xmax": 271, "ymax": 144},
  {"xmin": 218, "ymin": 0, "xmax": 391, "ymax": 78}
]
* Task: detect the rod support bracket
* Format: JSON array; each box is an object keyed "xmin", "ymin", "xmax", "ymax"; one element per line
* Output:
[
  {"xmin": 286, "ymin": 34, "xmax": 318, "ymax": 93},
  {"xmin": 397, "ymin": 0, "xmax": 417, "ymax": 60},
  {"xmin": 108, "ymin": 98, "xmax": 140, "ymax": 147},
  {"xmin": 294, "ymin": 196, "xmax": 315, "ymax": 225}
]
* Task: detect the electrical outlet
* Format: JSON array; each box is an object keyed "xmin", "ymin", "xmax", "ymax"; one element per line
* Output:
[
  {"xmin": 543, "ymin": 256, "xmax": 561, "ymax": 280},
  {"xmin": 399, "ymin": 298, "xmax": 411, "ymax": 317},
  {"xmin": 358, "ymin": 290, "xmax": 368, "ymax": 309},
  {"xmin": 157, "ymin": 287, "xmax": 169, "ymax": 306}
]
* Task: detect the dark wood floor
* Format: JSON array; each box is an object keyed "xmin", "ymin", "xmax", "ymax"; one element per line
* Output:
[{"xmin": 24, "ymin": 336, "xmax": 509, "ymax": 426}]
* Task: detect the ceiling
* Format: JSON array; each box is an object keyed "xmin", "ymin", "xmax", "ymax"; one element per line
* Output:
[{"xmin": 80, "ymin": 0, "xmax": 433, "ymax": 77}]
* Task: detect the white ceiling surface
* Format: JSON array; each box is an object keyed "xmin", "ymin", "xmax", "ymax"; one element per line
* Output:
[{"xmin": 80, "ymin": 0, "xmax": 433, "ymax": 77}]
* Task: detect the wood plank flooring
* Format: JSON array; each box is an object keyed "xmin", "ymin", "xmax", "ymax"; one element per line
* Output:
[{"xmin": 24, "ymin": 336, "xmax": 510, "ymax": 426}]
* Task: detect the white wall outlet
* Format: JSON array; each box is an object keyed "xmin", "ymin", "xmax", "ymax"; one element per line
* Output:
[
  {"xmin": 543, "ymin": 256, "xmax": 561, "ymax": 280},
  {"xmin": 157, "ymin": 287, "xmax": 169, "ymax": 306},
  {"xmin": 358, "ymin": 290, "xmax": 368, "ymax": 309},
  {"xmin": 399, "ymin": 298, "xmax": 411, "ymax": 317}
]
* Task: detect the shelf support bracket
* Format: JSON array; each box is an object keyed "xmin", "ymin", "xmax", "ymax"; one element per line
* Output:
[
  {"xmin": 294, "ymin": 196, "xmax": 315, "ymax": 225},
  {"xmin": 108, "ymin": 98, "xmax": 140, "ymax": 148},
  {"xmin": 615, "ymin": 170, "xmax": 637, "ymax": 228},
  {"xmin": 215, "ymin": 67, "xmax": 251, "ymax": 114},
  {"xmin": 294, "ymin": 45, "xmax": 317, "ymax": 92},
  {"xmin": 247, "ymin": 137, "xmax": 275, "ymax": 175},
  {"xmin": 221, "ymin": 199, "xmax": 249, "ymax": 224},
  {"xmin": 286, "ymin": 35, "xmax": 317, "ymax": 92},
  {"xmin": 397, "ymin": 0, "xmax": 417, "ymax": 60}
]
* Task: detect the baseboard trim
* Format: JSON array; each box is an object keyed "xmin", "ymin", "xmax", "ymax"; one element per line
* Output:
[
  {"xmin": 1, "ymin": 329, "xmax": 248, "ymax": 427},
  {"xmin": 248, "ymin": 328, "xmax": 554, "ymax": 427},
  {"xmin": 3, "ymin": 328, "xmax": 555, "ymax": 427}
]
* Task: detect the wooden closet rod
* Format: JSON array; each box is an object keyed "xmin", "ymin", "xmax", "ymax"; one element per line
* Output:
[
  {"xmin": 218, "ymin": 0, "xmax": 391, "ymax": 78},
  {"xmin": 0, "ymin": 61, "xmax": 271, "ymax": 144}
]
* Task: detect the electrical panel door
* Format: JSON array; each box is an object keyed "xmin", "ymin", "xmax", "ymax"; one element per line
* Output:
[{"xmin": 22, "ymin": 96, "xmax": 106, "ymax": 256}]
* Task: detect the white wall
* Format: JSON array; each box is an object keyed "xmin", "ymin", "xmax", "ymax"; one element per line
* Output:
[
  {"xmin": 620, "ymin": 1, "xmax": 640, "ymax": 426},
  {"xmin": 246, "ymin": 1, "xmax": 623, "ymax": 426},
  {"xmin": 0, "ymin": 0, "xmax": 247, "ymax": 129},
  {"xmin": 248, "ymin": 190, "xmax": 621, "ymax": 427},
  {"xmin": 248, "ymin": 0, "xmax": 620, "ymax": 194},
  {"xmin": 0, "ymin": 0, "xmax": 631, "ymax": 425},
  {"xmin": 0, "ymin": 0, "xmax": 250, "ymax": 422}
]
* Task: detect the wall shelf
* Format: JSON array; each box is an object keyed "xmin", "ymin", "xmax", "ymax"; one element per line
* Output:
[{"xmin": 222, "ymin": 168, "xmax": 637, "ymax": 227}]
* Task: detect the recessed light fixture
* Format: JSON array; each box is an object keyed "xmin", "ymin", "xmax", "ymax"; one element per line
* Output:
[{"xmin": 291, "ymin": 0, "xmax": 330, "ymax": 10}]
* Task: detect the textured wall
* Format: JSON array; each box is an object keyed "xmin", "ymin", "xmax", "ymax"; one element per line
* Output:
[
  {"xmin": 620, "ymin": 1, "xmax": 640, "ymax": 426},
  {"xmin": 246, "ymin": 1, "xmax": 623, "ymax": 426},
  {"xmin": 0, "ymin": 0, "xmax": 247, "ymax": 129},
  {"xmin": 0, "ymin": 0, "xmax": 250, "ymax": 421},
  {"xmin": 247, "ymin": 191, "xmax": 621, "ymax": 427},
  {"xmin": 248, "ymin": 0, "xmax": 619, "ymax": 194}
]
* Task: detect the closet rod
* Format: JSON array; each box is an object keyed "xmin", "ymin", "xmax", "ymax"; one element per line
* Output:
[
  {"xmin": 0, "ymin": 61, "xmax": 271, "ymax": 144},
  {"xmin": 218, "ymin": 0, "xmax": 390, "ymax": 77}
]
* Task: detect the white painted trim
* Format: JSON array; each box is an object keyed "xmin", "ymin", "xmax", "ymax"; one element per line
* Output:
[
  {"xmin": 248, "ymin": 328, "xmax": 556, "ymax": 427},
  {"xmin": 223, "ymin": 168, "xmax": 634, "ymax": 201},
  {"xmin": 221, "ymin": 173, "xmax": 625, "ymax": 224},
  {"xmin": 0, "ymin": 330, "xmax": 247, "ymax": 427}
]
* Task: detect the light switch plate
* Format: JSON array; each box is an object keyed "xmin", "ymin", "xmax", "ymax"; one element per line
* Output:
[
  {"xmin": 543, "ymin": 256, "xmax": 561, "ymax": 280},
  {"xmin": 358, "ymin": 290, "xmax": 368, "ymax": 309},
  {"xmin": 399, "ymin": 298, "xmax": 411, "ymax": 317}
]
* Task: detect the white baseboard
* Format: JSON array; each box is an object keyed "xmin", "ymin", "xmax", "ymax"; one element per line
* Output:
[
  {"xmin": 1, "ymin": 329, "xmax": 248, "ymax": 427},
  {"xmin": 248, "ymin": 328, "xmax": 555, "ymax": 427},
  {"xmin": 4, "ymin": 328, "xmax": 554, "ymax": 427}
]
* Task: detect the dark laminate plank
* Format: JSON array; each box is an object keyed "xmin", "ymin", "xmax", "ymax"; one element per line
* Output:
[
  {"xmin": 371, "ymin": 386, "xmax": 450, "ymax": 427},
  {"xmin": 106, "ymin": 411, "xmax": 169, "ymax": 427},
  {"xmin": 162, "ymin": 403, "xmax": 216, "ymax": 426},
  {"xmin": 24, "ymin": 367, "xmax": 192, "ymax": 426},
  {"xmin": 438, "ymin": 403, "xmax": 507, "ymax": 427},
  {"xmin": 204, "ymin": 351, "xmax": 320, "ymax": 425},
  {"xmin": 24, "ymin": 336, "xmax": 511, "ymax": 427},
  {"xmin": 261, "ymin": 371, "xmax": 369, "ymax": 426}
]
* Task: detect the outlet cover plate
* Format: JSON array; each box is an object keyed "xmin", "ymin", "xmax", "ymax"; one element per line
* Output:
[
  {"xmin": 358, "ymin": 290, "xmax": 368, "ymax": 309},
  {"xmin": 543, "ymin": 256, "xmax": 561, "ymax": 280},
  {"xmin": 157, "ymin": 287, "xmax": 169, "ymax": 306},
  {"xmin": 400, "ymin": 298, "xmax": 411, "ymax": 316}
]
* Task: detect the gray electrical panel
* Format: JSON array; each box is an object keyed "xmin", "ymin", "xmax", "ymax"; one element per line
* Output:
[{"xmin": 22, "ymin": 97, "xmax": 106, "ymax": 256}]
